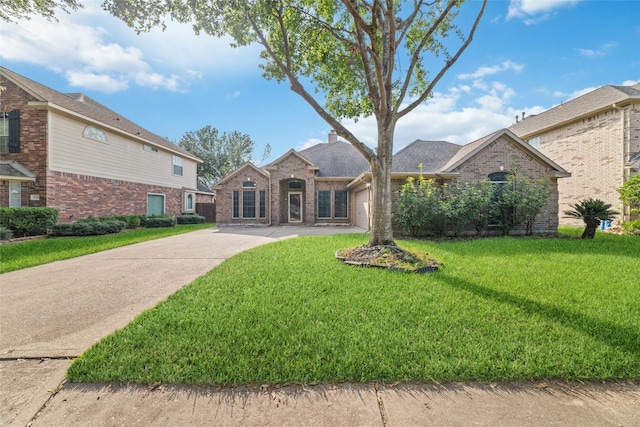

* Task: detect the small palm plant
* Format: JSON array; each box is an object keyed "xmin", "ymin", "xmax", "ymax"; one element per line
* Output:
[{"xmin": 564, "ymin": 198, "xmax": 618, "ymax": 239}]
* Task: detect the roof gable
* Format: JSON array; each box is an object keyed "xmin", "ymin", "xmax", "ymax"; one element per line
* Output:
[
  {"xmin": 0, "ymin": 66, "xmax": 200, "ymax": 162},
  {"xmin": 441, "ymin": 129, "xmax": 569, "ymax": 177},
  {"xmin": 214, "ymin": 162, "xmax": 269, "ymax": 187},
  {"xmin": 265, "ymin": 149, "xmax": 319, "ymax": 171}
]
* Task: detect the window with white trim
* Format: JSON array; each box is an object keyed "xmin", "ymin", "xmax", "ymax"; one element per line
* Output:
[
  {"xmin": 9, "ymin": 182, "xmax": 21, "ymax": 207},
  {"xmin": 83, "ymin": 126, "xmax": 108, "ymax": 142},
  {"xmin": 173, "ymin": 156, "xmax": 183, "ymax": 176}
]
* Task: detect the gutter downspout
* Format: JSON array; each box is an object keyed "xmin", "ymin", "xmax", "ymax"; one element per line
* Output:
[{"xmin": 612, "ymin": 103, "xmax": 628, "ymax": 222}]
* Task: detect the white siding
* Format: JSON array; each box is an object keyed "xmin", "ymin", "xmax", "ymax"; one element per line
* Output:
[{"xmin": 48, "ymin": 112, "xmax": 197, "ymax": 189}]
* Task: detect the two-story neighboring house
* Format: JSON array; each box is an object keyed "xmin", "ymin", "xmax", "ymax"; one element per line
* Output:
[
  {"xmin": 510, "ymin": 82, "xmax": 640, "ymax": 224},
  {"xmin": 0, "ymin": 66, "xmax": 202, "ymax": 222}
]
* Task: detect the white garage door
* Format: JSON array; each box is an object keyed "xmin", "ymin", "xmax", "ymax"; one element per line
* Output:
[{"xmin": 355, "ymin": 189, "xmax": 370, "ymax": 230}]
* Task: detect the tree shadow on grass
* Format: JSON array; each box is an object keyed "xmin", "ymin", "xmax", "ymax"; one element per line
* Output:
[{"xmin": 438, "ymin": 274, "xmax": 640, "ymax": 358}]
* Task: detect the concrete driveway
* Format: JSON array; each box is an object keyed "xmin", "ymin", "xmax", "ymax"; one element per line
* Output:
[
  {"xmin": 1, "ymin": 225, "xmax": 638, "ymax": 427},
  {"xmin": 0, "ymin": 225, "xmax": 365, "ymax": 426}
]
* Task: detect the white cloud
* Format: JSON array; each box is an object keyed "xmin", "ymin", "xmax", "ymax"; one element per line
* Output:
[
  {"xmin": 0, "ymin": 5, "xmax": 259, "ymax": 93},
  {"xmin": 225, "ymin": 90, "xmax": 241, "ymax": 100},
  {"xmin": 507, "ymin": 0, "xmax": 582, "ymax": 24},
  {"xmin": 577, "ymin": 43, "xmax": 616, "ymax": 57},
  {"xmin": 457, "ymin": 61, "xmax": 524, "ymax": 80}
]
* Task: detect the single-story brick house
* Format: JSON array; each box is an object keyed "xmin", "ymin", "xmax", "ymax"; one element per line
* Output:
[
  {"xmin": 0, "ymin": 66, "xmax": 202, "ymax": 221},
  {"xmin": 214, "ymin": 128, "xmax": 570, "ymax": 234}
]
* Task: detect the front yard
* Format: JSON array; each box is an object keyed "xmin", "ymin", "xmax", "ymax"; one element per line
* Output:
[{"xmin": 67, "ymin": 229, "xmax": 640, "ymax": 385}]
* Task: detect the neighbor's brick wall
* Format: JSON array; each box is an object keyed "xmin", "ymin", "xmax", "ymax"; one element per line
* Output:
[
  {"xmin": 215, "ymin": 167, "xmax": 270, "ymax": 224},
  {"xmin": 533, "ymin": 106, "xmax": 640, "ymax": 225},
  {"xmin": 47, "ymin": 170, "xmax": 183, "ymax": 222},
  {"xmin": 0, "ymin": 76, "xmax": 48, "ymax": 207}
]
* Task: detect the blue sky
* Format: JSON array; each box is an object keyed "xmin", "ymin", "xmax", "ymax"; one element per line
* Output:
[{"xmin": 1, "ymin": 0, "xmax": 639, "ymax": 163}]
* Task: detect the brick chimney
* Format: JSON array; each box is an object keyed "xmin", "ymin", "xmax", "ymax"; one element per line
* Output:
[{"xmin": 328, "ymin": 130, "xmax": 338, "ymax": 143}]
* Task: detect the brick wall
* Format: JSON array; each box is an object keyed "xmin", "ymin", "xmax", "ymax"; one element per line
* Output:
[
  {"xmin": 268, "ymin": 154, "xmax": 316, "ymax": 225},
  {"xmin": 47, "ymin": 170, "xmax": 183, "ymax": 222},
  {"xmin": 0, "ymin": 76, "xmax": 48, "ymax": 207},
  {"xmin": 215, "ymin": 166, "xmax": 270, "ymax": 224},
  {"xmin": 533, "ymin": 106, "xmax": 640, "ymax": 225}
]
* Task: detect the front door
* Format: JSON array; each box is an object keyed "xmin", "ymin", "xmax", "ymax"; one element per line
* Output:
[{"xmin": 288, "ymin": 192, "xmax": 302, "ymax": 222}]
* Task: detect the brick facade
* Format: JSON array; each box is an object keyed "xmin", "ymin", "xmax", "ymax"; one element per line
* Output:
[
  {"xmin": 0, "ymin": 73, "xmax": 49, "ymax": 207},
  {"xmin": 215, "ymin": 164, "xmax": 271, "ymax": 225},
  {"xmin": 47, "ymin": 170, "xmax": 184, "ymax": 222},
  {"xmin": 533, "ymin": 107, "xmax": 638, "ymax": 225}
]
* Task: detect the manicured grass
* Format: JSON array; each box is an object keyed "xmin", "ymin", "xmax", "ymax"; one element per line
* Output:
[
  {"xmin": 68, "ymin": 230, "xmax": 640, "ymax": 385},
  {"xmin": 0, "ymin": 223, "xmax": 214, "ymax": 273}
]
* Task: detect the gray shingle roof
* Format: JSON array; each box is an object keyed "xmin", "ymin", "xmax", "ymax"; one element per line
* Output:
[
  {"xmin": 0, "ymin": 66, "xmax": 200, "ymax": 161},
  {"xmin": 298, "ymin": 141, "xmax": 370, "ymax": 177},
  {"xmin": 392, "ymin": 140, "xmax": 462, "ymax": 173},
  {"xmin": 510, "ymin": 83, "xmax": 640, "ymax": 138},
  {"xmin": 0, "ymin": 161, "xmax": 36, "ymax": 180}
]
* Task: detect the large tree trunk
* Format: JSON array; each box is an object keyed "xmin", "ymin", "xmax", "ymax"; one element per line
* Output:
[{"xmin": 368, "ymin": 124, "xmax": 395, "ymax": 247}]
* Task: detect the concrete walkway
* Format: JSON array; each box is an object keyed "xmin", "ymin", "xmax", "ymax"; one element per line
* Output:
[{"xmin": 1, "ymin": 226, "xmax": 638, "ymax": 426}]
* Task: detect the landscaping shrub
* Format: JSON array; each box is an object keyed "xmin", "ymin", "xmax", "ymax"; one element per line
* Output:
[
  {"xmin": 0, "ymin": 207, "xmax": 59, "ymax": 237},
  {"xmin": 51, "ymin": 220, "xmax": 126, "ymax": 236},
  {"xmin": 622, "ymin": 219, "xmax": 640, "ymax": 235},
  {"xmin": 176, "ymin": 214, "xmax": 206, "ymax": 224},
  {"xmin": 113, "ymin": 215, "xmax": 141, "ymax": 229},
  {"xmin": 0, "ymin": 226, "xmax": 13, "ymax": 240},
  {"xmin": 144, "ymin": 217, "xmax": 176, "ymax": 228},
  {"xmin": 618, "ymin": 175, "xmax": 640, "ymax": 214},
  {"xmin": 564, "ymin": 198, "xmax": 618, "ymax": 239}
]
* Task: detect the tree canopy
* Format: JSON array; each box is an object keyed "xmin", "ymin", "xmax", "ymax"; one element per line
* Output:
[
  {"xmin": 178, "ymin": 126, "xmax": 270, "ymax": 188},
  {"xmin": 0, "ymin": 0, "xmax": 81, "ymax": 22},
  {"xmin": 105, "ymin": 0, "xmax": 487, "ymax": 246}
]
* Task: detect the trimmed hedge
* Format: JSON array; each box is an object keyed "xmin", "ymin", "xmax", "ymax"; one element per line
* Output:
[
  {"xmin": 78, "ymin": 215, "xmax": 142, "ymax": 229},
  {"xmin": 0, "ymin": 207, "xmax": 59, "ymax": 237},
  {"xmin": 176, "ymin": 215, "xmax": 206, "ymax": 224},
  {"xmin": 144, "ymin": 217, "xmax": 177, "ymax": 228},
  {"xmin": 51, "ymin": 220, "xmax": 126, "ymax": 236}
]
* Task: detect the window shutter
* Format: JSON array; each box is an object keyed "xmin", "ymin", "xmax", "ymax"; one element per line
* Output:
[{"xmin": 8, "ymin": 110, "xmax": 20, "ymax": 153}]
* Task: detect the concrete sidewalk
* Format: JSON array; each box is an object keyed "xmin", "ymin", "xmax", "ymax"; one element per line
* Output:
[{"xmin": 1, "ymin": 226, "xmax": 638, "ymax": 426}]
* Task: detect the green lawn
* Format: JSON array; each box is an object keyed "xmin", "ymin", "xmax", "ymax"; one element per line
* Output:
[
  {"xmin": 68, "ymin": 230, "xmax": 640, "ymax": 385},
  {"xmin": 0, "ymin": 223, "xmax": 214, "ymax": 273}
]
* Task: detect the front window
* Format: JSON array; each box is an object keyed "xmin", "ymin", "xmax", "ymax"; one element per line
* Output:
[
  {"xmin": 334, "ymin": 190, "xmax": 348, "ymax": 218},
  {"xmin": 259, "ymin": 191, "xmax": 266, "ymax": 218},
  {"xmin": 0, "ymin": 113, "xmax": 8, "ymax": 153},
  {"xmin": 173, "ymin": 156, "xmax": 183, "ymax": 176},
  {"xmin": 9, "ymin": 182, "xmax": 21, "ymax": 207},
  {"xmin": 232, "ymin": 191, "xmax": 239, "ymax": 218},
  {"xmin": 243, "ymin": 181, "xmax": 256, "ymax": 188},
  {"xmin": 243, "ymin": 191, "xmax": 256, "ymax": 218},
  {"xmin": 317, "ymin": 191, "xmax": 331, "ymax": 218},
  {"xmin": 186, "ymin": 193, "xmax": 194, "ymax": 211},
  {"xmin": 289, "ymin": 180, "xmax": 303, "ymax": 190}
]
